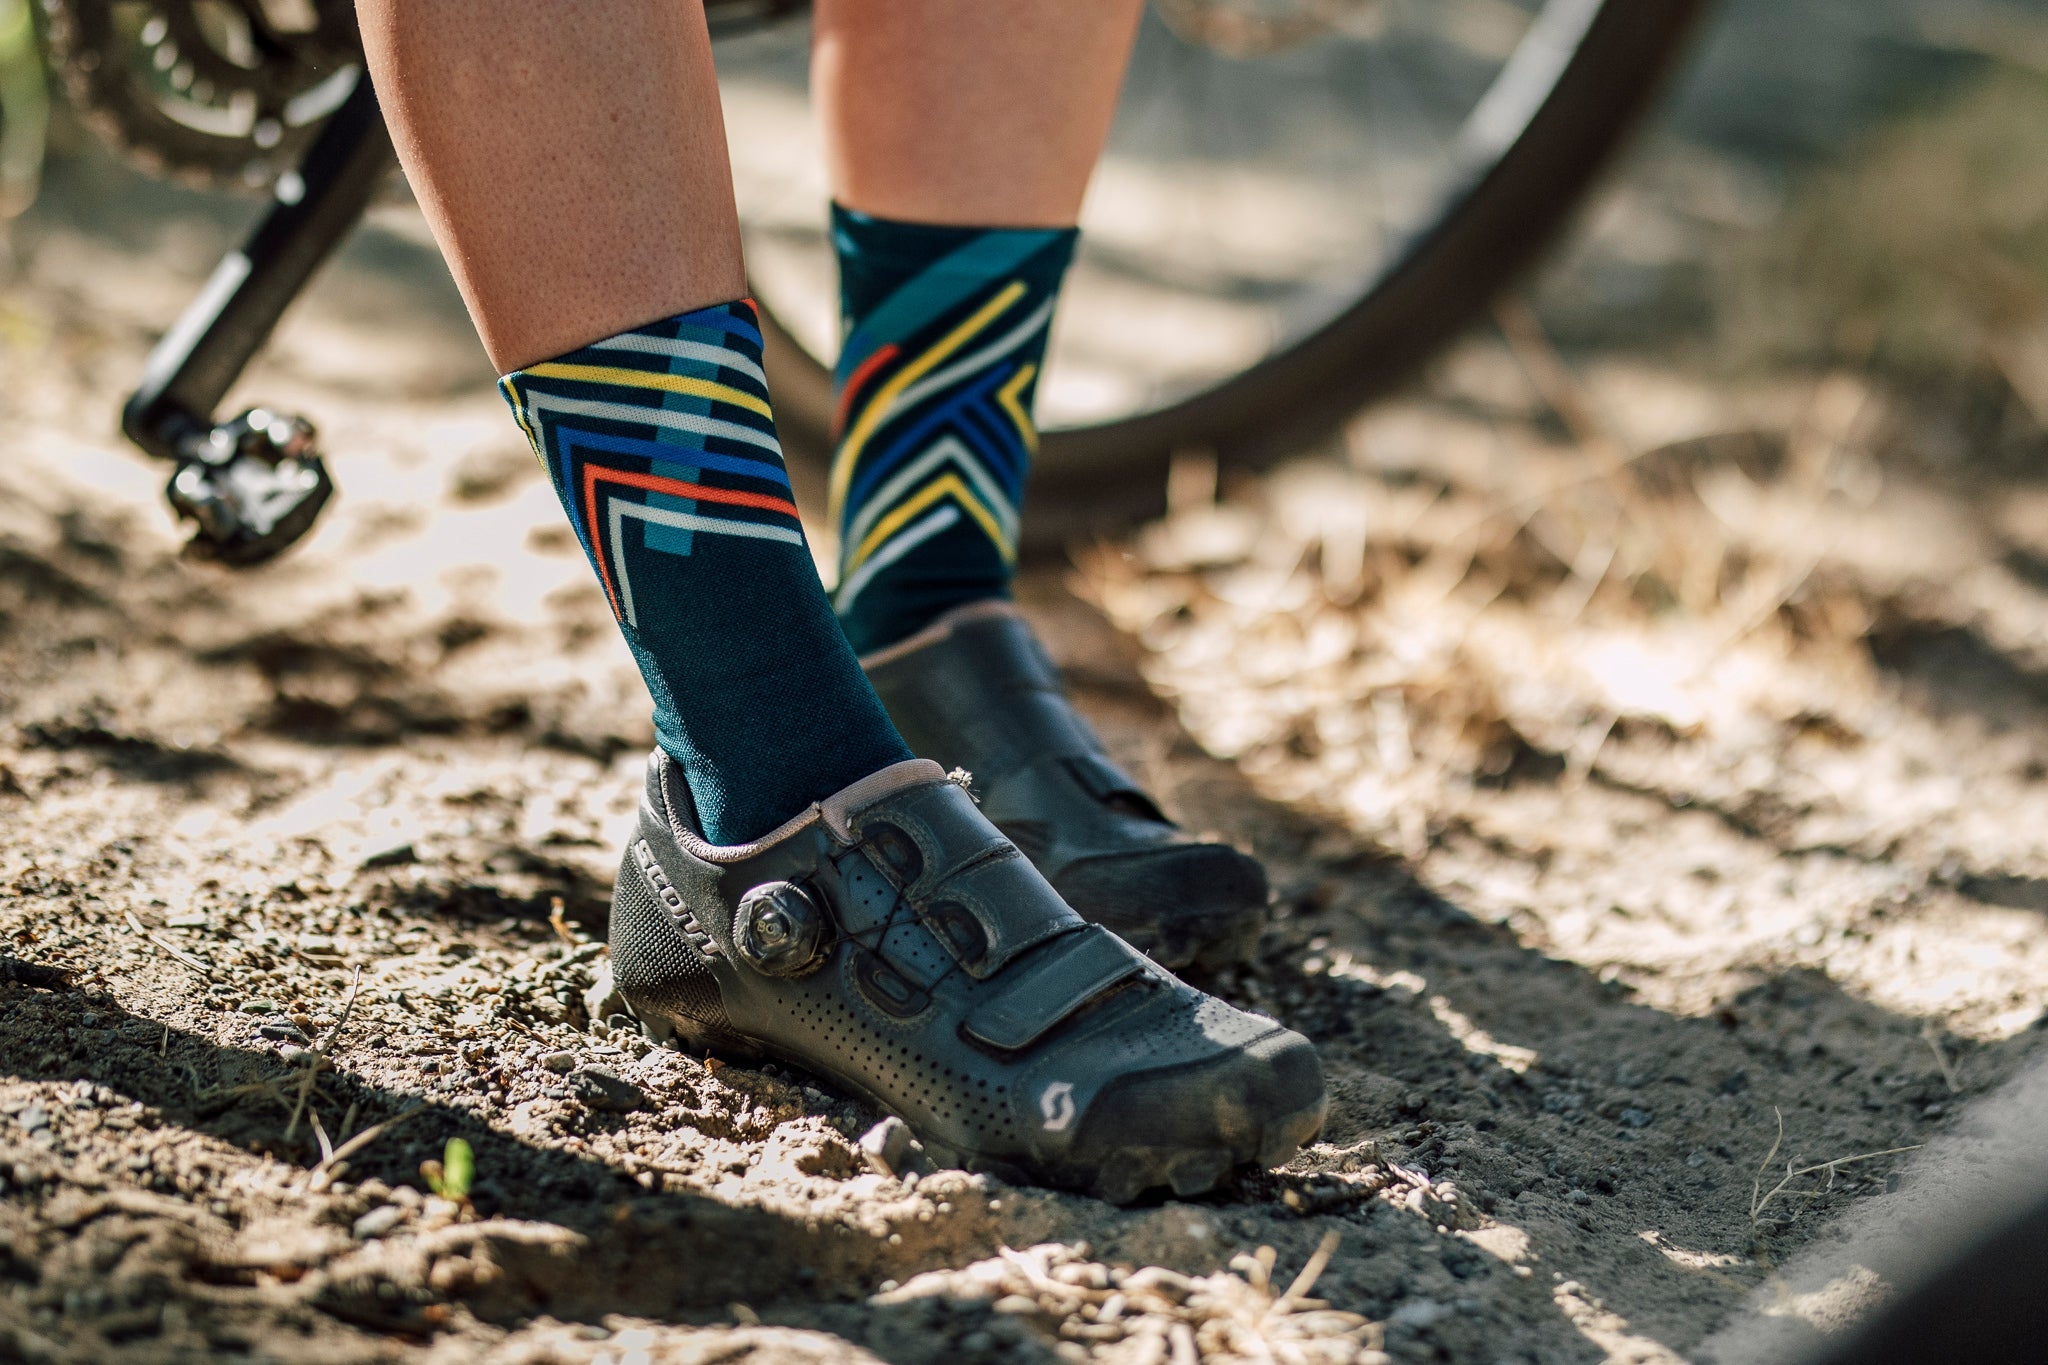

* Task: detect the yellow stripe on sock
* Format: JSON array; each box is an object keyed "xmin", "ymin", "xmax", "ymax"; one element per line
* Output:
[
  {"xmin": 845, "ymin": 472, "xmax": 1014, "ymax": 574},
  {"xmin": 995, "ymin": 362, "xmax": 1039, "ymax": 456},
  {"xmin": 521, "ymin": 363, "xmax": 773, "ymax": 420},
  {"xmin": 829, "ymin": 280, "xmax": 1028, "ymax": 521},
  {"xmin": 499, "ymin": 378, "xmax": 545, "ymax": 466}
]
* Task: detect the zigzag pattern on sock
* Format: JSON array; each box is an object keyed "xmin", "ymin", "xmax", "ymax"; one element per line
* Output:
[
  {"xmin": 829, "ymin": 208, "xmax": 1077, "ymax": 653},
  {"xmin": 501, "ymin": 301, "xmax": 800, "ymax": 627},
  {"xmin": 500, "ymin": 298, "xmax": 910, "ymax": 845}
]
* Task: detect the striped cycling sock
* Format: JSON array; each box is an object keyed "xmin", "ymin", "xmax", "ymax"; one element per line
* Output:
[
  {"xmin": 828, "ymin": 205, "xmax": 1078, "ymax": 654},
  {"xmin": 501, "ymin": 298, "xmax": 911, "ymax": 845}
]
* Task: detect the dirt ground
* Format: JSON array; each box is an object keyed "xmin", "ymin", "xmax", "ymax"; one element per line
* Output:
[{"xmin": 9, "ymin": 9, "xmax": 2048, "ymax": 1363}]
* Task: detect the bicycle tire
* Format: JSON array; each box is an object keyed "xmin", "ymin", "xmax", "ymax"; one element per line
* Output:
[{"xmin": 759, "ymin": 0, "xmax": 1712, "ymax": 550}]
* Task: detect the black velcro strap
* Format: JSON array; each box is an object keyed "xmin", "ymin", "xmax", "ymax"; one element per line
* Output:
[{"xmin": 961, "ymin": 927, "xmax": 1148, "ymax": 1052}]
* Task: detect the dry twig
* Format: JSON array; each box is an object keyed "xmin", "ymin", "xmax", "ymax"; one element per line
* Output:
[
  {"xmin": 286, "ymin": 967, "xmax": 363, "ymax": 1143},
  {"xmin": 145, "ymin": 931, "xmax": 215, "ymax": 981},
  {"xmin": 1749, "ymin": 1107, "xmax": 1920, "ymax": 1233},
  {"xmin": 300, "ymin": 1104, "xmax": 425, "ymax": 1194}
]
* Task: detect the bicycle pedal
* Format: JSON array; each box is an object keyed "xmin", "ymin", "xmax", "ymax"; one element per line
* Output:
[{"xmin": 166, "ymin": 407, "xmax": 335, "ymax": 567}]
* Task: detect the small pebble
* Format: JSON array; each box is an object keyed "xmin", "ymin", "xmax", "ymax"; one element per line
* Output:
[
  {"xmin": 508, "ymin": 1101, "xmax": 545, "ymax": 1137},
  {"xmin": 18, "ymin": 1105, "xmax": 48, "ymax": 1133},
  {"xmin": 582, "ymin": 964, "xmax": 626, "ymax": 1031},
  {"xmin": 1388, "ymin": 1298, "xmax": 1450, "ymax": 1330},
  {"xmin": 859, "ymin": 1116, "xmax": 913, "ymax": 1177},
  {"xmin": 571, "ymin": 1067, "xmax": 646, "ymax": 1113},
  {"xmin": 258, "ymin": 1023, "xmax": 310, "ymax": 1044},
  {"xmin": 237, "ymin": 999, "xmax": 283, "ymax": 1016},
  {"xmin": 541, "ymin": 1050, "xmax": 578, "ymax": 1073},
  {"xmin": 360, "ymin": 841, "xmax": 415, "ymax": 869},
  {"xmin": 352, "ymin": 1205, "xmax": 406, "ymax": 1240}
]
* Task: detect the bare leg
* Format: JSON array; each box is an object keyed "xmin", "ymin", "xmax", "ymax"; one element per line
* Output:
[
  {"xmin": 357, "ymin": 0, "xmax": 746, "ymax": 371},
  {"xmin": 358, "ymin": 0, "xmax": 912, "ymax": 846},
  {"xmin": 812, "ymin": 0, "xmax": 1145, "ymax": 228}
]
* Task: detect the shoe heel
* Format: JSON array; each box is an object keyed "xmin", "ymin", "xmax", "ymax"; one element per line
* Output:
[{"xmin": 624, "ymin": 995, "xmax": 772, "ymax": 1067}]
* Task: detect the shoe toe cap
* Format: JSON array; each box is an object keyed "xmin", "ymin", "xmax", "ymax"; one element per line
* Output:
[{"xmin": 1057, "ymin": 1003, "xmax": 1326, "ymax": 1200}]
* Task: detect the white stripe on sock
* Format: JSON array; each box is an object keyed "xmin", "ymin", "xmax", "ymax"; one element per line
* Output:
[{"xmin": 833, "ymin": 504, "xmax": 962, "ymax": 615}]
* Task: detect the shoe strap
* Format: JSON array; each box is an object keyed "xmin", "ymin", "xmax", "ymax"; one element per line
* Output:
[
  {"xmin": 962, "ymin": 926, "xmax": 1150, "ymax": 1052},
  {"xmin": 844, "ymin": 777, "xmax": 1086, "ymax": 980}
]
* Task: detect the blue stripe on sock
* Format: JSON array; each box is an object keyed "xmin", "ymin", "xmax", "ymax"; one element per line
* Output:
[
  {"xmin": 642, "ymin": 489, "xmax": 698, "ymax": 556},
  {"xmin": 958, "ymin": 399, "xmax": 1028, "ymax": 489},
  {"xmin": 659, "ymin": 304, "xmax": 765, "ymax": 352},
  {"xmin": 843, "ymin": 367, "xmax": 1013, "ymax": 511}
]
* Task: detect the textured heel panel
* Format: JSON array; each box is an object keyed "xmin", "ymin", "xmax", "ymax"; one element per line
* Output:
[{"xmin": 611, "ymin": 840, "xmax": 731, "ymax": 1033}]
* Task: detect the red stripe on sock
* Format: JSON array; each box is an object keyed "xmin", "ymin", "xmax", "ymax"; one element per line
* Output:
[
  {"xmin": 832, "ymin": 342, "xmax": 900, "ymax": 440},
  {"xmin": 588, "ymin": 464, "xmax": 801, "ymax": 520},
  {"xmin": 581, "ymin": 462, "xmax": 804, "ymax": 622}
]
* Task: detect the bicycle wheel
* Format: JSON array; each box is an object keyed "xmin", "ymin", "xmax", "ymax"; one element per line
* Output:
[{"xmin": 717, "ymin": 0, "xmax": 1709, "ymax": 548}]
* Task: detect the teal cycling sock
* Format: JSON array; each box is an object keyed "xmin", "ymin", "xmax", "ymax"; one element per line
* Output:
[
  {"xmin": 501, "ymin": 298, "xmax": 912, "ymax": 845},
  {"xmin": 828, "ymin": 205, "xmax": 1078, "ymax": 655}
]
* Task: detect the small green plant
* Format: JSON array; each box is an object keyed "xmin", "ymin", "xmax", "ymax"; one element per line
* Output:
[{"xmin": 420, "ymin": 1137, "xmax": 475, "ymax": 1202}]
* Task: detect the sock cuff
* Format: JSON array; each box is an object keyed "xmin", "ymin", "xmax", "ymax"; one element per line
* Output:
[
  {"xmin": 498, "ymin": 297, "xmax": 766, "ymax": 381},
  {"xmin": 498, "ymin": 298, "xmax": 783, "ymax": 476},
  {"xmin": 830, "ymin": 202, "xmax": 1078, "ymax": 260},
  {"xmin": 831, "ymin": 203, "xmax": 1078, "ymax": 343}
]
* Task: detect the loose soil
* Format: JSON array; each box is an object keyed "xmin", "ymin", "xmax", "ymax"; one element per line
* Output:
[{"xmin": 9, "ymin": 38, "xmax": 2048, "ymax": 1364}]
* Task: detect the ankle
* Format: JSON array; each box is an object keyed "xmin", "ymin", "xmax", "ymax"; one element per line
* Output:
[{"xmin": 500, "ymin": 298, "xmax": 911, "ymax": 848}]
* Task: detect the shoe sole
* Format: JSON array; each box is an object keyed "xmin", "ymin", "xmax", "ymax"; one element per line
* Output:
[{"xmin": 634, "ymin": 1006, "xmax": 1325, "ymax": 1205}]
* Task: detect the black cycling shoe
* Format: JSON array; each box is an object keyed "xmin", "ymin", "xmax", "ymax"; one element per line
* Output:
[
  {"xmin": 610, "ymin": 750, "xmax": 1326, "ymax": 1203},
  {"xmin": 862, "ymin": 601, "xmax": 1269, "ymax": 972}
]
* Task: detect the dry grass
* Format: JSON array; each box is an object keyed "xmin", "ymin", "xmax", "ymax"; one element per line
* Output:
[
  {"xmin": 1074, "ymin": 335, "xmax": 1898, "ymax": 856},
  {"xmin": 873, "ymin": 1234, "xmax": 1385, "ymax": 1365},
  {"xmin": 1748, "ymin": 1107, "xmax": 1920, "ymax": 1242}
]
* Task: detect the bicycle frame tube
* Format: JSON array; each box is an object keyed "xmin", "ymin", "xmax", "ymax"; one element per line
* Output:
[{"xmin": 121, "ymin": 70, "xmax": 394, "ymax": 464}]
